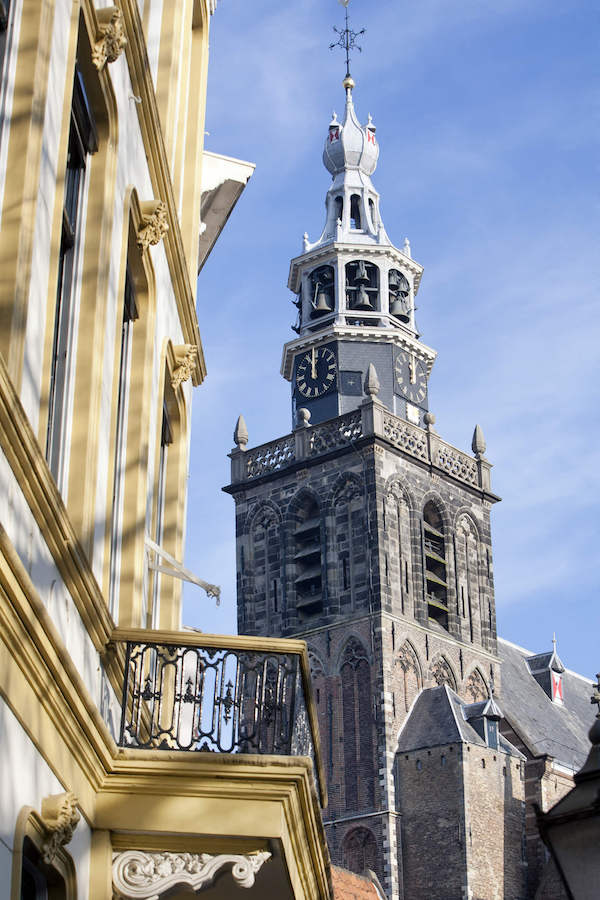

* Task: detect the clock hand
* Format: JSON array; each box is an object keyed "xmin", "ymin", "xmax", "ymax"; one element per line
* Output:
[
  {"xmin": 311, "ymin": 347, "xmax": 317, "ymax": 379},
  {"xmin": 409, "ymin": 354, "xmax": 416, "ymax": 384}
]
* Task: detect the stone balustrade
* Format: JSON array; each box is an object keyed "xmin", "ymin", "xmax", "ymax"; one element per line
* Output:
[{"xmin": 230, "ymin": 400, "xmax": 492, "ymax": 493}]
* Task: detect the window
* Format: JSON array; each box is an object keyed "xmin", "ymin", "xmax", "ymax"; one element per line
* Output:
[
  {"xmin": 341, "ymin": 827, "xmax": 379, "ymax": 878},
  {"xmin": 149, "ymin": 396, "xmax": 173, "ymax": 629},
  {"xmin": 108, "ymin": 266, "xmax": 138, "ymax": 619},
  {"xmin": 350, "ymin": 193, "xmax": 361, "ymax": 229},
  {"xmin": 293, "ymin": 496, "xmax": 323, "ymax": 616},
  {"xmin": 423, "ymin": 501, "xmax": 448, "ymax": 629},
  {"xmin": 340, "ymin": 638, "xmax": 374, "ymax": 810},
  {"xmin": 45, "ymin": 65, "xmax": 98, "ymax": 482}
]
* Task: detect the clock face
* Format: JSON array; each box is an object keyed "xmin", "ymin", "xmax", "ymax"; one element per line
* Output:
[
  {"xmin": 394, "ymin": 349, "xmax": 427, "ymax": 404},
  {"xmin": 295, "ymin": 346, "xmax": 337, "ymax": 398}
]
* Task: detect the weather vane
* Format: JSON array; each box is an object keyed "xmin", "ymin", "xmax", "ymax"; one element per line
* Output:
[{"xmin": 330, "ymin": 0, "xmax": 365, "ymax": 80}]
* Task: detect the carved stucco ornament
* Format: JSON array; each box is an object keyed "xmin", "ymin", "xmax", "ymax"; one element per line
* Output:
[
  {"xmin": 112, "ymin": 850, "xmax": 271, "ymax": 898},
  {"xmin": 92, "ymin": 6, "xmax": 127, "ymax": 70},
  {"xmin": 40, "ymin": 792, "xmax": 80, "ymax": 864},
  {"xmin": 137, "ymin": 201, "xmax": 169, "ymax": 251},
  {"xmin": 171, "ymin": 344, "xmax": 198, "ymax": 389}
]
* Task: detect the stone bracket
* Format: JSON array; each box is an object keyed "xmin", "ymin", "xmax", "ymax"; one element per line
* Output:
[
  {"xmin": 92, "ymin": 6, "xmax": 127, "ymax": 70},
  {"xmin": 112, "ymin": 850, "xmax": 271, "ymax": 898}
]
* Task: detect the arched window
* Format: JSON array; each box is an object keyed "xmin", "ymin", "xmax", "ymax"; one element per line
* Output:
[
  {"xmin": 293, "ymin": 495, "xmax": 323, "ymax": 616},
  {"xmin": 341, "ymin": 827, "xmax": 379, "ymax": 877},
  {"xmin": 385, "ymin": 482, "xmax": 413, "ymax": 617},
  {"xmin": 333, "ymin": 475, "xmax": 365, "ymax": 611},
  {"xmin": 335, "ymin": 195, "xmax": 343, "ymax": 222},
  {"xmin": 368, "ymin": 197, "xmax": 376, "ymax": 230},
  {"xmin": 250, "ymin": 506, "xmax": 282, "ymax": 631},
  {"xmin": 430, "ymin": 656, "xmax": 457, "ymax": 691},
  {"xmin": 397, "ymin": 641, "xmax": 422, "ymax": 712},
  {"xmin": 12, "ymin": 798, "xmax": 78, "ymax": 899},
  {"xmin": 345, "ymin": 261, "xmax": 379, "ymax": 311},
  {"xmin": 455, "ymin": 514, "xmax": 481, "ymax": 643},
  {"xmin": 423, "ymin": 501, "xmax": 448, "ymax": 629},
  {"xmin": 45, "ymin": 48, "xmax": 99, "ymax": 484},
  {"xmin": 388, "ymin": 269, "xmax": 411, "ymax": 322},
  {"xmin": 350, "ymin": 193, "xmax": 362, "ymax": 229},
  {"xmin": 309, "ymin": 264, "xmax": 335, "ymax": 318},
  {"xmin": 340, "ymin": 639, "xmax": 374, "ymax": 810}
]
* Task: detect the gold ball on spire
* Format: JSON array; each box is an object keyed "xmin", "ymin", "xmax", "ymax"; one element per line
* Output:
[{"xmin": 342, "ymin": 74, "xmax": 355, "ymax": 91}]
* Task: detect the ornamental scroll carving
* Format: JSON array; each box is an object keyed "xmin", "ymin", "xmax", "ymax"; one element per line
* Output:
[
  {"xmin": 40, "ymin": 792, "xmax": 80, "ymax": 864},
  {"xmin": 137, "ymin": 201, "xmax": 169, "ymax": 250},
  {"xmin": 92, "ymin": 7, "xmax": 127, "ymax": 70},
  {"xmin": 171, "ymin": 344, "xmax": 198, "ymax": 390},
  {"xmin": 112, "ymin": 850, "xmax": 271, "ymax": 898}
]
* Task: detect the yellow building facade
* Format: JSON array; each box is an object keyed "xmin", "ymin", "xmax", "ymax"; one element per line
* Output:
[{"xmin": 0, "ymin": 1, "xmax": 330, "ymax": 896}]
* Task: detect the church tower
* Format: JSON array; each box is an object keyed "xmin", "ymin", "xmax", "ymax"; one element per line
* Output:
[{"xmin": 225, "ymin": 67, "xmax": 503, "ymax": 899}]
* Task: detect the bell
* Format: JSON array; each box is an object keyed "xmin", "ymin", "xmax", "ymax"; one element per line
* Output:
[
  {"xmin": 353, "ymin": 284, "xmax": 373, "ymax": 310},
  {"xmin": 354, "ymin": 260, "xmax": 369, "ymax": 284},
  {"xmin": 390, "ymin": 294, "xmax": 410, "ymax": 322},
  {"xmin": 311, "ymin": 289, "xmax": 333, "ymax": 316}
]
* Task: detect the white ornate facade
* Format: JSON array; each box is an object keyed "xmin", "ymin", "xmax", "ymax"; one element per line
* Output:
[{"xmin": 0, "ymin": 1, "xmax": 328, "ymax": 898}]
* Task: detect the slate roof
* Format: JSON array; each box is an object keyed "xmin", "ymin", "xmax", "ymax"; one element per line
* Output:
[
  {"xmin": 397, "ymin": 684, "xmax": 522, "ymax": 758},
  {"xmin": 498, "ymin": 638, "xmax": 594, "ymax": 770}
]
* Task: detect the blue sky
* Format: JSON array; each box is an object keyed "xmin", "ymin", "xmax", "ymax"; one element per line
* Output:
[{"xmin": 183, "ymin": 0, "xmax": 598, "ymax": 680}]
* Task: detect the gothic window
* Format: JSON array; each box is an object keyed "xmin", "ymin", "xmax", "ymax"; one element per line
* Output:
[
  {"xmin": 397, "ymin": 641, "xmax": 422, "ymax": 712},
  {"xmin": 45, "ymin": 62, "xmax": 98, "ymax": 484},
  {"xmin": 341, "ymin": 827, "xmax": 379, "ymax": 877},
  {"xmin": 293, "ymin": 495, "xmax": 323, "ymax": 616},
  {"xmin": 423, "ymin": 501, "xmax": 448, "ymax": 629},
  {"xmin": 388, "ymin": 269, "xmax": 411, "ymax": 322},
  {"xmin": 455, "ymin": 515, "xmax": 481, "ymax": 644},
  {"xmin": 345, "ymin": 261, "xmax": 379, "ymax": 312},
  {"xmin": 340, "ymin": 638, "xmax": 374, "ymax": 811},
  {"xmin": 350, "ymin": 193, "xmax": 362, "ymax": 229},
  {"xmin": 251, "ymin": 506, "xmax": 282, "ymax": 629},
  {"xmin": 333, "ymin": 475, "xmax": 364, "ymax": 610},
  {"xmin": 430, "ymin": 656, "xmax": 457, "ymax": 692},
  {"xmin": 385, "ymin": 482, "xmax": 413, "ymax": 616},
  {"xmin": 465, "ymin": 668, "xmax": 489, "ymax": 702},
  {"xmin": 309, "ymin": 264, "xmax": 335, "ymax": 318}
]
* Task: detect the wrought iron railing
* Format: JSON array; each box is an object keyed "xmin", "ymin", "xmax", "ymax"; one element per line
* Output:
[{"xmin": 113, "ymin": 631, "xmax": 325, "ymax": 803}]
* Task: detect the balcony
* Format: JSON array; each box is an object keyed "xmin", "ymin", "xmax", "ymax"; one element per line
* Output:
[{"xmin": 112, "ymin": 628, "xmax": 326, "ymax": 805}]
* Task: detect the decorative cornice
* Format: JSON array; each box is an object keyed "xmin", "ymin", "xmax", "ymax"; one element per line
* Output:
[
  {"xmin": 137, "ymin": 201, "xmax": 169, "ymax": 251},
  {"xmin": 92, "ymin": 6, "xmax": 127, "ymax": 70},
  {"xmin": 170, "ymin": 344, "xmax": 198, "ymax": 390},
  {"xmin": 40, "ymin": 793, "xmax": 80, "ymax": 864},
  {"xmin": 112, "ymin": 850, "xmax": 271, "ymax": 898},
  {"xmin": 288, "ymin": 241, "xmax": 423, "ymax": 295},
  {"xmin": 280, "ymin": 325, "xmax": 437, "ymax": 381}
]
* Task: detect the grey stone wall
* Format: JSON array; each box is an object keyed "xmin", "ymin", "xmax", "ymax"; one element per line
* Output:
[{"xmin": 229, "ymin": 432, "xmax": 501, "ymax": 898}]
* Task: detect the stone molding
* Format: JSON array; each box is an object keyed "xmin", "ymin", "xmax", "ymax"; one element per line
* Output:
[
  {"xmin": 171, "ymin": 344, "xmax": 198, "ymax": 390},
  {"xmin": 40, "ymin": 792, "xmax": 80, "ymax": 864},
  {"xmin": 92, "ymin": 6, "xmax": 127, "ymax": 69},
  {"xmin": 137, "ymin": 201, "xmax": 169, "ymax": 250},
  {"xmin": 112, "ymin": 850, "xmax": 271, "ymax": 898}
]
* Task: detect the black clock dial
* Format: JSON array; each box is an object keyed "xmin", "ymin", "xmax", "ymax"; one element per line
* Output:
[
  {"xmin": 296, "ymin": 347, "xmax": 337, "ymax": 398},
  {"xmin": 394, "ymin": 349, "xmax": 427, "ymax": 404}
]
